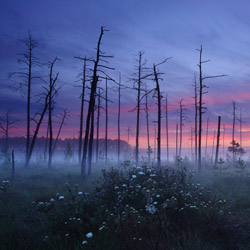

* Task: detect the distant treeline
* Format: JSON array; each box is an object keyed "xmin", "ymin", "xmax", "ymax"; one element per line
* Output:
[{"xmin": 0, "ymin": 137, "xmax": 131, "ymax": 156}]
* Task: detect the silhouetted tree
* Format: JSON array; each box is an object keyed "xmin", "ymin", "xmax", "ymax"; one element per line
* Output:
[
  {"xmin": 178, "ymin": 99, "xmax": 187, "ymax": 158},
  {"xmin": 9, "ymin": 32, "xmax": 42, "ymax": 168},
  {"xmin": 215, "ymin": 116, "xmax": 221, "ymax": 165},
  {"xmin": 95, "ymin": 88, "xmax": 101, "ymax": 163},
  {"xmin": 205, "ymin": 116, "xmax": 209, "ymax": 159},
  {"xmin": 165, "ymin": 95, "xmax": 169, "ymax": 162},
  {"xmin": 193, "ymin": 74, "xmax": 198, "ymax": 165},
  {"xmin": 196, "ymin": 45, "xmax": 226, "ymax": 172},
  {"xmin": 81, "ymin": 26, "xmax": 114, "ymax": 178},
  {"xmin": 47, "ymin": 57, "xmax": 60, "ymax": 169},
  {"xmin": 74, "ymin": 56, "xmax": 91, "ymax": 164},
  {"xmin": 131, "ymin": 51, "xmax": 150, "ymax": 165}
]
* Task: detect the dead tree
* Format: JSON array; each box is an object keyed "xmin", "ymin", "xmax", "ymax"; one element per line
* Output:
[
  {"xmin": 105, "ymin": 77, "xmax": 108, "ymax": 163},
  {"xmin": 223, "ymin": 124, "xmax": 225, "ymax": 159},
  {"xmin": 205, "ymin": 116, "xmax": 209, "ymax": 160},
  {"xmin": 232, "ymin": 101, "xmax": 236, "ymax": 162},
  {"xmin": 165, "ymin": 95, "xmax": 169, "ymax": 162},
  {"xmin": 81, "ymin": 26, "xmax": 114, "ymax": 178},
  {"xmin": 0, "ymin": 111, "xmax": 19, "ymax": 154},
  {"xmin": 43, "ymin": 121, "xmax": 49, "ymax": 162},
  {"xmin": 211, "ymin": 130, "xmax": 216, "ymax": 163},
  {"xmin": 178, "ymin": 99, "xmax": 187, "ymax": 159},
  {"xmin": 47, "ymin": 57, "xmax": 60, "ymax": 169},
  {"xmin": 9, "ymin": 32, "xmax": 42, "ymax": 168},
  {"xmin": 191, "ymin": 127, "xmax": 194, "ymax": 161},
  {"xmin": 151, "ymin": 58, "xmax": 171, "ymax": 168},
  {"xmin": 145, "ymin": 87, "xmax": 152, "ymax": 161},
  {"xmin": 239, "ymin": 108, "xmax": 243, "ymax": 147},
  {"xmin": 52, "ymin": 109, "xmax": 70, "ymax": 156},
  {"xmin": 196, "ymin": 45, "xmax": 226, "ymax": 172},
  {"xmin": 176, "ymin": 122, "xmax": 178, "ymax": 159},
  {"xmin": 74, "ymin": 56, "xmax": 91, "ymax": 164},
  {"xmin": 215, "ymin": 116, "xmax": 221, "ymax": 165},
  {"xmin": 126, "ymin": 126, "xmax": 131, "ymax": 159},
  {"xmin": 193, "ymin": 74, "xmax": 198, "ymax": 165},
  {"xmin": 131, "ymin": 51, "xmax": 150, "ymax": 166},
  {"xmin": 117, "ymin": 74, "xmax": 122, "ymax": 162},
  {"xmin": 95, "ymin": 88, "xmax": 101, "ymax": 163},
  {"xmin": 26, "ymin": 81, "xmax": 56, "ymax": 167}
]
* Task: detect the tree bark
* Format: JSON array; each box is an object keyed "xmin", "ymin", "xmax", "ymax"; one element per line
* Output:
[{"xmin": 215, "ymin": 116, "xmax": 221, "ymax": 165}]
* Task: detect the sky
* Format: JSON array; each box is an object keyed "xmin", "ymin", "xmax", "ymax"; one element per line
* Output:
[{"xmin": 0, "ymin": 0, "xmax": 250, "ymax": 156}]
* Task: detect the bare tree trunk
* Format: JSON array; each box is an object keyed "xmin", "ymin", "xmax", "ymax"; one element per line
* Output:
[
  {"xmin": 179, "ymin": 99, "xmax": 183, "ymax": 158},
  {"xmin": 205, "ymin": 117, "xmax": 209, "ymax": 160},
  {"xmin": 166, "ymin": 96, "xmax": 169, "ymax": 162},
  {"xmin": 96, "ymin": 89, "xmax": 101, "ymax": 163},
  {"xmin": 198, "ymin": 47, "xmax": 203, "ymax": 172},
  {"xmin": 153, "ymin": 64, "xmax": 162, "ymax": 169},
  {"xmin": 117, "ymin": 74, "xmax": 121, "ymax": 163},
  {"xmin": 191, "ymin": 127, "xmax": 193, "ymax": 162},
  {"xmin": 26, "ymin": 94, "xmax": 50, "ymax": 166},
  {"xmin": 240, "ymin": 108, "xmax": 242, "ymax": 147},
  {"xmin": 211, "ymin": 130, "xmax": 216, "ymax": 164},
  {"xmin": 215, "ymin": 116, "xmax": 221, "ymax": 165},
  {"xmin": 12, "ymin": 150, "xmax": 15, "ymax": 180},
  {"xmin": 145, "ymin": 89, "xmax": 151, "ymax": 161},
  {"xmin": 44, "ymin": 121, "xmax": 49, "ymax": 162},
  {"xmin": 176, "ymin": 123, "xmax": 178, "ymax": 159},
  {"xmin": 135, "ymin": 52, "xmax": 142, "ymax": 166},
  {"xmin": 48, "ymin": 57, "xmax": 59, "ymax": 169},
  {"xmin": 78, "ymin": 58, "xmax": 87, "ymax": 164},
  {"xmin": 194, "ymin": 76, "xmax": 198, "ymax": 166},
  {"xmin": 126, "ymin": 126, "xmax": 131, "ymax": 159},
  {"xmin": 81, "ymin": 27, "xmax": 105, "ymax": 178},
  {"xmin": 196, "ymin": 45, "xmax": 226, "ymax": 172},
  {"xmin": 52, "ymin": 109, "xmax": 68, "ymax": 155},
  {"xmin": 105, "ymin": 77, "xmax": 108, "ymax": 164},
  {"xmin": 232, "ymin": 102, "xmax": 236, "ymax": 162},
  {"xmin": 88, "ymin": 105, "xmax": 95, "ymax": 176},
  {"xmin": 223, "ymin": 124, "xmax": 225, "ymax": 159}
]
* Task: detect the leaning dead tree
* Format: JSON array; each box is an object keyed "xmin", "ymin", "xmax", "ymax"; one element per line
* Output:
[
  {"xmin": 196, "ymin": 45, "xmax": 226, "ymax": 172},
  {"xmin": 74, "ymin": 56, "xmax": 91, "ymax": 164},
  {"xmin": 51, "ymin": 109, "xmax": 70, "ymax": 156},
  {"xmin": 9, "ymin": 32, "xmax": 42, "ymax": 168},
  {"xmin": 81, "ymin": 26, "xmax": 114, "ymax": 178},
  {"xmin": 215, "ymin": 116, "xmax": 221, "ymax": 165},
  {"xmin": 47, "ymin": 57, "xmax": 60, "ymax": 169},
  {"xmin": 25, "ymin": 79, "xmax": 57, "ymax": 167}
]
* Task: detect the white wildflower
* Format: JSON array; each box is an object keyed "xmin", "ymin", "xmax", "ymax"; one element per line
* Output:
[
  {"xmin": 82, "ymin": 240, "xmax": 88, "ymax": 244},
  {"xmin": 86, "ymin": 232, "xmax": 93, "ymax": 238},
  {"xmin": 58, "ymin": 196, "xmax": 64, "ymax": 200}
]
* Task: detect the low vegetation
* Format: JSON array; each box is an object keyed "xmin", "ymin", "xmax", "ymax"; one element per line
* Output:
[{"xmin": 1, "ymin": 162, "xmax": 250, "ymax": 249}]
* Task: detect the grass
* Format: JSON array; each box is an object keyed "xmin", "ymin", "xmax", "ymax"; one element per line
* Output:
[{"xmin": 0, "ymin": 161, "xmax": 250, "ymax": 249}]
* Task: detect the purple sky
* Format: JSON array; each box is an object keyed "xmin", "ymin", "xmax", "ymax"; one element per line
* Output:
[{"xmin": 1, "ymin": 0, "xmax": 250, "ymax": 151}]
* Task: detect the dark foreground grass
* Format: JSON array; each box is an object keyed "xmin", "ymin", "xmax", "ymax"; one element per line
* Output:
[{"xmin": 0, "ymin": 163, "xmax": 250, "ymax": 250}]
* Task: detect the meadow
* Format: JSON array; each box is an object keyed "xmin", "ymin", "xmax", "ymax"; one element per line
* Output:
[{"xmin": 1, "ymin": 160, "xmax": 250, "ymax": 250}]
